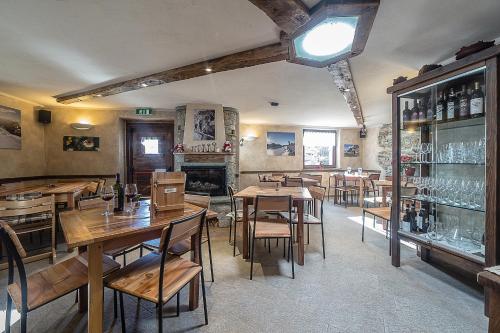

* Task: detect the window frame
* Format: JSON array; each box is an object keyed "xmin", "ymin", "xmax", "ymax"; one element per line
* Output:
[{"xmin": 302, "ymin": 129, "xmax": 337, "ymax": 169}]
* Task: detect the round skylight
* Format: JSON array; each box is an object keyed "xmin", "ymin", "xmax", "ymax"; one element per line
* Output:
[{"xmin": 302, "ymin": 22, "xmax": 355, "ymax": 56}]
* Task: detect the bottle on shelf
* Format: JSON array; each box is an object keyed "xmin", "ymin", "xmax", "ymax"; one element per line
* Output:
[
  {"xmin": 113, "ymin": 173, "xmax": 124, "ymax": 212},
  {"xmin": 447, "ymin": 88, "xmax": 459, "ymax": 121},
  {"xmin": 401, "ymin": 204, "xmax": 411, "ymax": 232},
  {"xmin": 426, "ymin": 97, "xmax": 434, "ymax": 122},
  {"xmin": 410, "ymin": 203, "xmax": 418, "ymax": 232},
  {"xmin": 411, "ymin": 99, "xmax": 419, "ymax": 121},
  {"xmin": 481, "ymin": 233, "xmax": 486, "ymax": 256},
  {"xmin": 418, "ymin": 99, "xmax": 426, "ymax": 122},
  {"xmin": 458, "ymin": 84, "xmax": 470, "ymax": 120},
  {"xmin": 402, "ymin": 100, "xmax": 411, "ymax": 123},
  {"xmin": 436, "ymin": 91, "xmax": 446, "ymax": 122},
  {"xmin": 470, "ymin": 81, "xmax": 485, "ymax": 118}
]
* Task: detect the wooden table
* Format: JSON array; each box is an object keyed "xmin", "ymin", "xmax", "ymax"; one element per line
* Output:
[
  {"xmin": 362, "ymin": 207, "xmax": 392, "ymax": 255},
  {"xmin": 477, "ymin": 270, "xmax": 500, "ymax": 332},
  {"xmin": 234, "ymin": 186, "xmax": 312, "ymax": 266},
  {"xmin": 375, "ymin": 180, "xmax": 392, "ymax": 207},
  {"xmin": 260, "ymin": 175, "xmax": 320, "ymax": 187},
  {"xmin": 59, "ymin": 201, "xmax": 204, "ymax": 333},
  {"xmin": 0, "ymin": 181, "xmax": 89, "ymax": 209},
  {"xmin": 331, "ymin": 173, "xmax": 369, "ymax": 207}
]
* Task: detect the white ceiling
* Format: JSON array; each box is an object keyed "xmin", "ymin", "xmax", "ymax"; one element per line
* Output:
[{"xmin": 1, "ymin": 0, "xmax": 500, "ymax": 127}]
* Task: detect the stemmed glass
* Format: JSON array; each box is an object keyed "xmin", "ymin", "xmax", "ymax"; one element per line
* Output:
[
  {"xmin": 100, "ymin": 185, "xmax": 115, "ymax": 216},
  {"xmin": 125, "ymin": 184, "xmax": 138, "ymax": 213}
]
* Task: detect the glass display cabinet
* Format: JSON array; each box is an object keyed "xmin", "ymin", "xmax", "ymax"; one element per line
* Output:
[{"xmin": 387, "ymin": 45, "xmax": 500, "ymax": 289}]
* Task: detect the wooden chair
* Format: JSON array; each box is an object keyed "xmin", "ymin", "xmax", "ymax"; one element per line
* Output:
[
  {"xmin": 334, "ymin": 174, "xmax": 358, "ymax": 207},
  {"xmin": 283, "ymin": 176, "xmax": 303, "ymax": 187},
  {"xmin": 250, "ymin": 195, "xmax": 294, "ymax": 280},
  {"xmin": 85, "ymin": 181, "xmax": 99, "ymax": 195},
  {"xmin": 0, "ymin": 222, "xmax": 120, "ymax": 333},
  {"xmin": 368, "ymin": 173, "xmax": 381, "ymax": 181},
  {"xmin": 271, "ymin": 173, "xmax": 285, "ymax": 177},
  {"xmin": 362, "ymin": 178, "xmax": 380, "ymax": 207},
  {"xmin": 142, "ymin": 193, "xmax": 215, "ymax": 282},
  {"xmin": 105, "ymin": 210, "xmax": 208, "ymax": 333},
  {"xmin": 280, "ymin": 186, "xmax": 327, "ymax": 258},
  {"xmin": 96, "ymin": 178, "xmax": 107, "ymax": 194},
  {"xmin": 0, "ymin": 195, "xmax": 56, "ymax": 269},
  {"xmin": 77, "ymin": 196, "xmax": 106, "ymax": 210}
]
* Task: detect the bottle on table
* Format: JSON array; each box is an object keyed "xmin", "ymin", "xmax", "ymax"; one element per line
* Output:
[
  {"xmin": 113, "ymin": 173, "xmax": 124, "ymax": 212},
  {"xmin": 470, "ymin": 81, "xmax": 485, "ymax": 118},
  {"xmin": 447, "ymin": 88, "xmax": 459, "ymax": 121}
]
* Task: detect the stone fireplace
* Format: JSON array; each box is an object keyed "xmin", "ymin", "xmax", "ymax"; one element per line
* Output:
[{"xmin": 182, "ymin": 165, "xmax": 227, "ymax": 196}]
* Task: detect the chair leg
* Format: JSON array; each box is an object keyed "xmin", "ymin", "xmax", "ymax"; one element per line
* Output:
[
  {"xmin": 123, "ymin": 253, "xmax": 127, "ymax": 266},
  {"xmin": 158, "ymin": 298, "xmax": 163, "ymax": 333},
  {"xmin": 114, "ymin": 290, "xmax": 118, "ymax": 318},
  {"xmin": 362, "ymin": 211, "xmax": 365, "ymax": 242},
  {"xmin": 233, "ymin": 220, "xmax": 237, "ymax": 257},
  {"xmin": 320, "ymin": 222, "xmax": 326, "ymax": 259},
  {"xmin": 119, "ymin": 292, "xmax": 126, "ymax": 333},
  {"xmin": 250, "ymin": 235, "xmax": 256, "ymax": 280},
  {"xmin": 176, "ymin": 292, "xmax": 180, "ymax": 317},
  {"xmin": 200, "ymin": 270, "xmax": 209, "ymax": 325},
  {"xmin": 229, "ymin": 217, "xmax": 233, "ymax": 243},
  {"xmin": 289, "ymin": 237, "xmax": 295, "ymax": 279},
  {"xmin": 283, "ymin": 238, "xmax": 286, "ymax": 258},
  {"xmin": 268, "ymin": 239, "xmax": 271, "ymax": 253},
  {"xmin": 307, "ymin": 224, "xmax": 310, "ymax": 244},
  {"xmin": 140, "ymin": 245, "xmax": 143, "ymax": 257},
  {"xmin": 205, "ymin": 220, "xmax": 215, "ymax": 282},
  {"xmin": 5, "ymin": 294, "xmax": 12, "ymax": 333},
  {"xmin": 20, "ymin": 309, "xmax": 27, "ymax": 333}
]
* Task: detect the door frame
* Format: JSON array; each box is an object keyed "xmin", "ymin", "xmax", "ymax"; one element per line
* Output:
[{"xmin": 125, "ymin": 120, "xmax": 175, "ymax": 185}]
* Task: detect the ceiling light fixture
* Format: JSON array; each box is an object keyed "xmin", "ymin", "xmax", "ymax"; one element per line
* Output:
[{"xmin": 302, "ymin": 21, "xmax": 355, "ymax": 57}]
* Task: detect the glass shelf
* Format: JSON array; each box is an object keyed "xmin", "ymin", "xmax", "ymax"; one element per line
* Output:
[
  {"xmin": 401, "ymin": 162, "xmax": 485, "ymax": 166},
  {"xmin": 401, "ymin": 115, "xmax": 485, "ymax": 131},
  {"xmin": 401, "ymin": 195, "xmax": 485, "ymax": 212}
]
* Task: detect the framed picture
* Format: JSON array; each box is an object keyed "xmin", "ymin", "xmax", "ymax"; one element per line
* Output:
[
  {"xmin": 63, "ymin": 136, "xmax": 100, "ymax": 151},
  {"xmin": 344, "ymin": 144, "xmax": 359, "ymax": 157},
  {"xmin": 193, "ymin": 109, "xmax": 216, "ymax": 140},
  {"xmin": 266, "ymin": 132, "xmax": 295, "ymax": 156},
  {"xmin": 0, "ymin": 105, "xmax": 21, "ymax": 150}
]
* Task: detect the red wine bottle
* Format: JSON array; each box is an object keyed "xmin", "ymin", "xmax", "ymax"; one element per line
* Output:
[{"xmin": 470, "ymin": 81, "xmax": 484, "ymax": 118}]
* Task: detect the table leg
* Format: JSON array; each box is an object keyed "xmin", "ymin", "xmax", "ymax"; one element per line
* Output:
[
  {"xmin": 358, "ymin": 179, "xmax": 364, "ymax": 207},
  {"xmin": 242, "ymin": 198, "xmax": 249, "ymax": 259},
  {"xmin": 67, "ymin": 193, "xmax": 74, "ymax": 209},
  {"xmin": 87, "ymin": 242, "xmax": 103, "ymax": 333},
  {"xmin": 382, "ymin": 186, "xmax": 389, "ymax": 207},
  {"xmin": 296, "ymin": 202, "xmax": 305, "ymax": 266},
  {"xmin": 189, "ymin": 233, "xmax": 200, "ymax": 310}
]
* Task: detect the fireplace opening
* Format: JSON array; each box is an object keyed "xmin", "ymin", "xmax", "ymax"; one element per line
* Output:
[{"xmin": 181, "ymin": 165, "xmax": 227, "ymax": 196}]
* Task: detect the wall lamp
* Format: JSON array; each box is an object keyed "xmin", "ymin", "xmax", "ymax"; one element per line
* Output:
[
  {"xmin": 240, "ymin": 135, "xmax": 257, "ymax": 146},
  {"xmin": 70, "ymin": 123, "xmax": 94, "ymax": 130}
]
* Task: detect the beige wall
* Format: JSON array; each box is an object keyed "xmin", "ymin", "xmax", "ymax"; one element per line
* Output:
[
  {"xmin": 0, "ymin": 94, "xmax": 46, "ymax": 179},
  {"xmin": 361, "ymin": 125, "xmax": 383, "ymax": 171},
  {"xmin": 238, "ymin": 124, "xmax": 364, "ymax": 189}
]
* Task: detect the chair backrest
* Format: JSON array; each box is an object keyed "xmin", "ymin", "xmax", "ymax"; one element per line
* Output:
[
  {"xmin": 385, "ymin": 175, "xmax": 393, "ymax": 181},
  {"xmin": 271, "ymin": 173, "xmax": 285, "ymax": 177},
  {"xmin": 96, "ymin": 178, "xmax": 106, "ymax": 194},
  {"xmin": 253, "ymin": 195, "xmax": 292, "ymax": 229},
  {"xmin": 308, "ymin": 186, "xmax": 326, "ymax": 218},
  {"xmin": 400, "ymin": 185, "xmax": 417, "ymax": 196},
  {"xmin": 0, "ymin": 221, "xmax": 27, "ymax": 258},
  {"xmin": 284, "ymin": 177, "xmax": 303, "ymax": 187},
  {"xmin": 368, "ymin": 173, "xmax": 380, "ymax": 180},
  {"xmin": 0, "ymin": 195, "xmax": 54, "ymax": 228},
  {"xmin": 86, "ymin": 181, "xmax": 99, "ymax": 194},
  {"xmin": 301, "ymin": 173, "xmax": 322, "ymax": 185},
  {"xmin": 185, "ymin": 193, "xmax": 210, "ymax": 209},
  {"xmin": 78, "ymin": 196, "xmax": 107, "ymax": 210},
  {"xmin": 227, "ymin": 185, "xmax": 237, "ymax": 213}
]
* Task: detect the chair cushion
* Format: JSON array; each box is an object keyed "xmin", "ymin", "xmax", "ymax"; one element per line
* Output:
[
  {"xmin": 250, "ymin": 221, "xmax": 291, "ymax": 238},
  {"xmin": 105, "ymin": 252, "xmax": 202, "ymax": 304},
  {"xmin": 279, "ymin": 212, "xmax": 321, "ymax": 224},
  {"xmin": 8, "ymin": 254, "xmax": 120, "ymax": 311}
]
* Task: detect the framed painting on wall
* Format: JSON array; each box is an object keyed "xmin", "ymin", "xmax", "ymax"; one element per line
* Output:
[
  {"xmin": 63, "ymin": 136, "xmax": 100, "ymax": 151},
  {"xmin": 344, "ymin": 144, "xmax": 359, "ymax": 157},
  {"xmin": 193, "ymin": 109, "xmax": 216, "ymax": 140},
  {"xmin": 0, "ymin": 105, "xmax": 21, "ymax": 150},
  {"xmin": 266, "ymin": 132, "xmax": 295, "ymax": 156},
  {"xmin": 183, "ymin": 103, "xmax": 225, "ymax": 149}
]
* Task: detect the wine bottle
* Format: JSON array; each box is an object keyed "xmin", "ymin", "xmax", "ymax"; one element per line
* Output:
[
  {"xmin": 447, "ymin": 88, "xmax": 459, "ymax": 121},
  {"xmin": 402, "ymin": 101, "xmax": 411, "ymax": 123},
  {"xmin": 436, "ymin": 91, "xmax": 446, "ymax": 122},
  {"xmin": 458, "ymin": 84, "xmax": 470, "ymax": 120},
  {"xmin": 418, "ymin": 99, "xmax": 426, "ymax": 122},
  {"xmin": 470, "ymin": 81, "xmax": 484, "ymax": 118},
  {"xmin": 416, "ymin": 208, "xmax": 424, "ymax": 230},
  {"xmin": 426, "ymin": 97, "xmax": 434, "ymax": 122},
  {"xmin": 411, "ymin": 99, "xmax": 419, "ymax": 121},
  {"xmin": 481, "ymin": 233, "xmax": 485, "ymax": 256},
  {"xmin": 410, "ymin": 203, "xmax": 417, "ymax": 232},
  {"xmin": 113, "ymin": 173, "xmax": 124, "ymax": 212},
  {"xmin": 402, "ymin": 204, "xmax": 411, "ymax": 232}
]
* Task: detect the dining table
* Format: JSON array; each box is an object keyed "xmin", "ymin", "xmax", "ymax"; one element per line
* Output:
[
  {"xmin": 330, "ymin": 172, "xmax": 369, "ymax": 207},
  {"xmin": 0, "ymin": 181, "xmax": 89, "ymax": 208},
  {"xmin": 260, "ymin": 175, "xmax": 321, "ymax": 187},
  {"xmin": 234, "ymin": 185, "xmax": 312, "ymax": 266},
  {"xmin": 59, "ymin": 200, "xmax": 204, "ymax": 333}
]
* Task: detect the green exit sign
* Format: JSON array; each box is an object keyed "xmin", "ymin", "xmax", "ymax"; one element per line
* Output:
[{"xmin": 136, "ymin": 107, "xmax": 153, "ymax": 115}]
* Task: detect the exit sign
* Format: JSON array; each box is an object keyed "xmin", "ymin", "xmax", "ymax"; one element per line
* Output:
[{"xmin": 136, "ymin": 107, "xmax": 153, "ymax": 115}]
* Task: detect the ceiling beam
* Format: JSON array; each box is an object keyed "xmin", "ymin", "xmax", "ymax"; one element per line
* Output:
[
  {"xmin": 327, "ymin": 60, "xmax": 364, "ymax": 126},
  {"xmin": 55, "ymin": 43, "xmax": 289, "ymax": 104},
  {"xmin": 248, "ymin": 0, "xmax": 310, "ymax": 35}
]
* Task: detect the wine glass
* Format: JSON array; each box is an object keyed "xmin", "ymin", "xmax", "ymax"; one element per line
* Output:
[
  {"xmin": 125, "ymin": 184, "xmax": 138, "ymax": 213},
  {"xmin": 100, "ymin": 185, "xmax": 115, "ymax": 216}
]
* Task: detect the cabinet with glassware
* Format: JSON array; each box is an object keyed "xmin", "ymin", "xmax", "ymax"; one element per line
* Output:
[{"xmin": 387, "ymin": 45, "xmax": 500, "ymax": 287}]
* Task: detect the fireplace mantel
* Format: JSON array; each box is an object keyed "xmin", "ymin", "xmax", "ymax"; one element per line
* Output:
[{"xmin": 173, "ymin": 152, "xmax": 236, "ymax": 156}]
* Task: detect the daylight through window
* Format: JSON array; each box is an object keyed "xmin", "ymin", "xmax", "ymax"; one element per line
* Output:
[{"xmin": 303, "ymin": 129, "xmax": 336, "ymax": 168}]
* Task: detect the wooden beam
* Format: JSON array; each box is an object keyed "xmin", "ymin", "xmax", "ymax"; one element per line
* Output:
[
  {"xmin": 327, "ymin": 59, "xmax": 364, "ymax": 126},
  {"xmin": 248, "ymin": 0, "xmax": 310, "ymax": 35},
  {"xmin": 55, "ymin": 43, "xmax": 289, "ymax": 104}
]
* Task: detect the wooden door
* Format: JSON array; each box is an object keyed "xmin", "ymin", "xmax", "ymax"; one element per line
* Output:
[{"xmin": 126, "ymin": 122, "xmax": 174, "ymax": 195}]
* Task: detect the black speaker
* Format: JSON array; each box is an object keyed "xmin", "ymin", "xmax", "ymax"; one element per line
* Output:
[
  {"xmin": 38, "ymin": 110, "xmax": 51, "ymax": 124},
  {"xmin": 359, "ymin": 127, "xmax": 367, "ymax": 138}
]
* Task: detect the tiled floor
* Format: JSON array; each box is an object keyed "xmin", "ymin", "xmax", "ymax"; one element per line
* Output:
[{"xmin": 0, "ymin": 202, "xmax": 488, "ymax": 332}]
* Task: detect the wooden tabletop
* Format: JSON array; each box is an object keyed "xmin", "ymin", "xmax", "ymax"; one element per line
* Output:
[
  {"xmin": 0, "ymin": 181, "xmax": 89, "ymax": 197},
  {"xmin": 234, "ymin": 186, "xmax": 312, "ymax": 201},
  {"xmin": 363, "ymin": 207, "xmax": 391, "ymax": 221},
  {"xmin": 60, "ymin": 201, "xmax": 204, "ymax": 249}
]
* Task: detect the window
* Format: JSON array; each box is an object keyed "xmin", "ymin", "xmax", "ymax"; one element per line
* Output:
[
  {"xmin": 141, "ymin": 137, "xmax": 160, "ymax": 155},
  {"xmin": 303, "ymin": 129, "xmax": 336, "ymax": 168}
]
